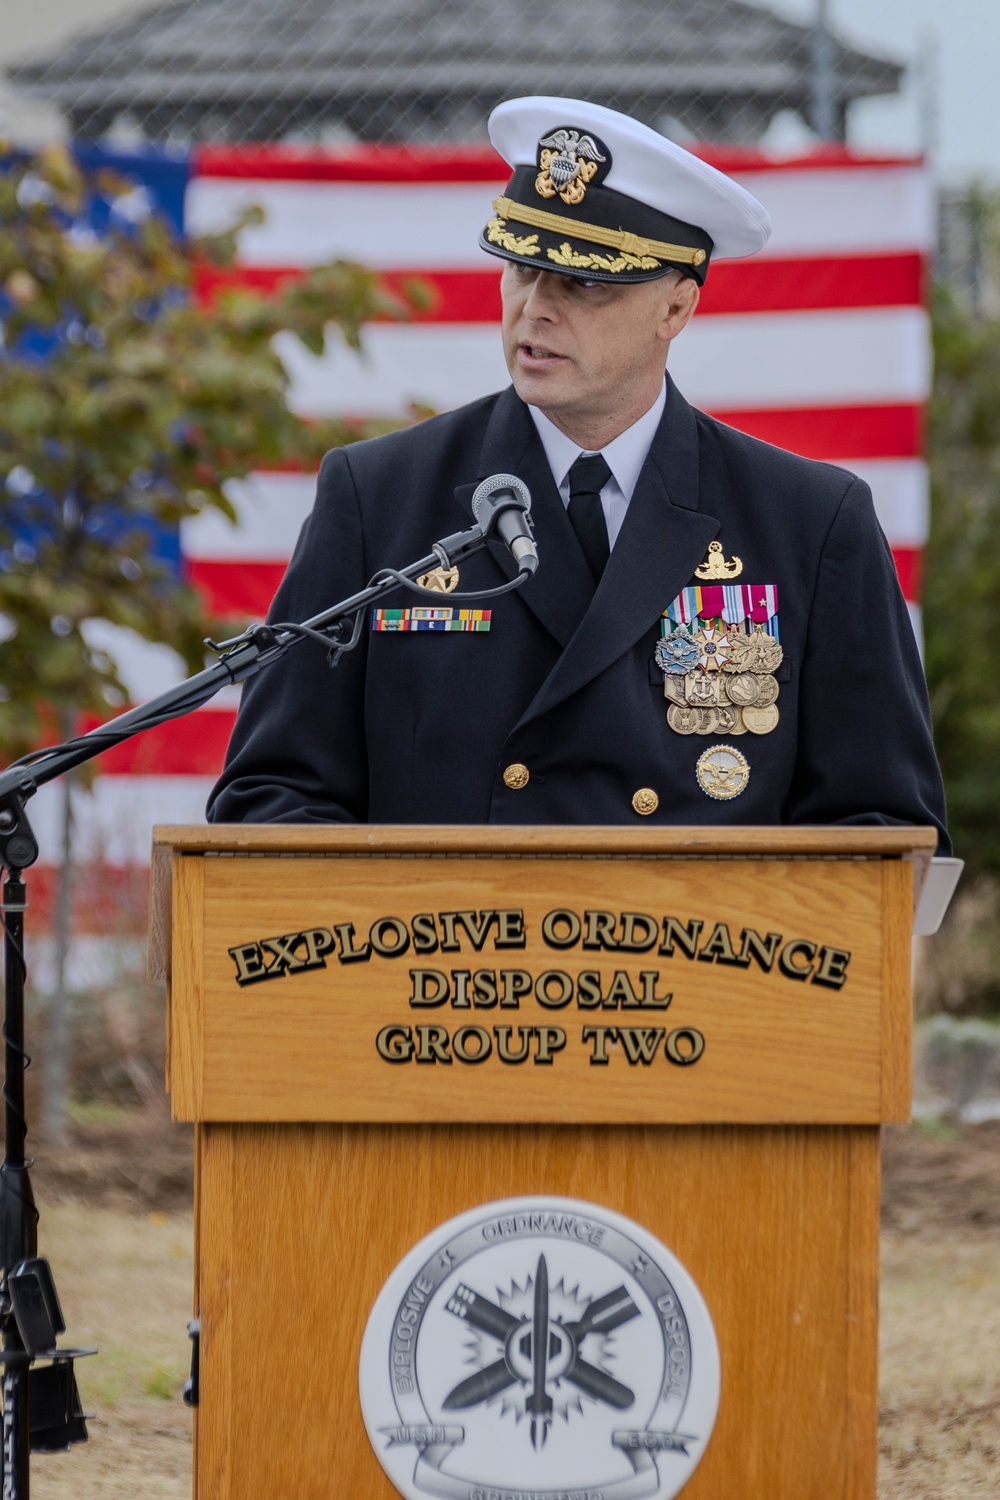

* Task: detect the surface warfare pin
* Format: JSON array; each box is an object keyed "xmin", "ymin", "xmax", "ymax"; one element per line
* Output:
[{"xmin": 359, "ymin": 1195, "xmax": 721, "ymax": 1500}]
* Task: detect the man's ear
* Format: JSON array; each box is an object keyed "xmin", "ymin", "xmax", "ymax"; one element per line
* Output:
[{"xmin": 656, "ymin": 273, "xmax": 700, "ymax": 346}]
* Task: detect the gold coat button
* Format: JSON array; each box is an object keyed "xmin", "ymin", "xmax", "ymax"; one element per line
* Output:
[
  {"xmin": 503, "ymin": 763, "xmax": 530, "ymax": 790},
  {"xmin": 632, "ymin": 787, "xmax": 659, "ymax": 816}
]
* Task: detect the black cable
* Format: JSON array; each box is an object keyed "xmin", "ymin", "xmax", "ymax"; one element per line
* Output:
[
  {"xmin": 368, "ymin": 566, "xmax": 530, "ymax": 602},
  {"xmin": 7, "ymin": 680, "xmax": 223, "ymax": 773}
]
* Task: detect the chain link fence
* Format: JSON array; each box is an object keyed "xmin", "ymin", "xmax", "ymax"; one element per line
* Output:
[
  {"xmin": 937, "ymin": 187, "xmax": 1000, "ymax": 319},
  {"xmin": 6, "ymin": 0, "xmax": 903, "ymax": 148}
]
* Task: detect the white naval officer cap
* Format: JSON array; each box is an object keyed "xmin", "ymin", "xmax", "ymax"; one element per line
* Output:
[{"xmin": 482, "ymin": 95, "xmax": 772, "ymax": 285}]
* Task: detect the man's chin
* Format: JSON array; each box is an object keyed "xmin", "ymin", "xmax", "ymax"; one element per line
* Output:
[{"xmin": 510, "ymin": 367, "xmax": 577, "ymax": 410}]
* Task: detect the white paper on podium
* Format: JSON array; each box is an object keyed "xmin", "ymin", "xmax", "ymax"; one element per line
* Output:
[{"xmin": 913, "ymin": 857, "xmax": 964, "ymax": 936}]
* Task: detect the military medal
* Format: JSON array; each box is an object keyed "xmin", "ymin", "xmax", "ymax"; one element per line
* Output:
[
  {"xmin": 742, "ymin": 703, "xmax": 780, "ymax": 735},
  {"xmin": 714, "ymin": 704, "xmax": 743, "ymax": 733},
  {"xmin": 686, "ymin": 674, "xmax": 721, "ymax": 706},
  {"xmin": 655, "ymin": 626, "xmax": 701, "ymax": 675},
  {"xmin": 696, "ymin": 745, "xmax": 750, "ymax": 800},
  {"xmin": 724, "ymin": 672, "xmax": 759, "ymax": 707},
  {"xmin": 655, "ymin": 552, "xmax": 782, "ymax": 768},
  {"xmin": 667, "ymin": 704, "xmax": 700, "ymax": 735}
]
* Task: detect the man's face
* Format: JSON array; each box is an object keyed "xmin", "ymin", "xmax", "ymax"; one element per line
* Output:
[{"xmin": 500, "ymin": 262, "xmax": 699, "ymax": 436}]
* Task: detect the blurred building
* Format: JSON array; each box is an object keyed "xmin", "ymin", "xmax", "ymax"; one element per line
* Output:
[{"xmin": 6, "ymin": 0, "xmax": 902, "ymax": 146}]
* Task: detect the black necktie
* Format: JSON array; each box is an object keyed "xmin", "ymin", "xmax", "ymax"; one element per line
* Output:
[{"xmin": 567, "ymin": 453, "xmax": 611, "ymax": 582}]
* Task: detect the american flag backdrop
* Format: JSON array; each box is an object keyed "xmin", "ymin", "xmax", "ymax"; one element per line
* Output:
[{"xmin": 26, "ymin": 143, "xmax": 932, "ymax": 984}]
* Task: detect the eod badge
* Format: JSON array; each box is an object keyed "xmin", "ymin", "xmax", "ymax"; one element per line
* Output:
[{"xmin": 359, "ymin": 1196, "xmax": 720, "ymax": 1500}]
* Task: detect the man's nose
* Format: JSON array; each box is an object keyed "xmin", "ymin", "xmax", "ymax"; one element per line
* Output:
[{"xmin": 522, "ymin": 272, "xmax": 561, "ymax": 319}]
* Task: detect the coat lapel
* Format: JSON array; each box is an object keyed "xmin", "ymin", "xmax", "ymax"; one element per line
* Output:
[
  {"xmin": 455, "ymin": 387, "xmax": 594, "ymax": 648},
  {"xmin": 516, "ymin": 377, "xmax": 720, "ymax": 727}
]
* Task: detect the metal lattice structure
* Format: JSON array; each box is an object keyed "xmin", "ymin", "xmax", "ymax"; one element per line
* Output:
[{"xmin": 7, "ymin": 0, "xmax": 903, "ymax": 147}]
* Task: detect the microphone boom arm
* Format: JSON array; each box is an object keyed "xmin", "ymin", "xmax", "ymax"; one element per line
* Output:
[{"xmin": 0, "ymin": 512, "xmax": 527, "ymax": 852}]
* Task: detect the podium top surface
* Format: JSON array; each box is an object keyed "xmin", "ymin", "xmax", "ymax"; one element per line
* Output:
[{"xmin": 152, "ymin": 822, "xmax": 937, "ymax": 858}]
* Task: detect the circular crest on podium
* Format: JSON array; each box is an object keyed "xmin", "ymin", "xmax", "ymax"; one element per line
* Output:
[{"xmin": 359, "ymin": 1195, "xmax": 720, "ymax": 1500}]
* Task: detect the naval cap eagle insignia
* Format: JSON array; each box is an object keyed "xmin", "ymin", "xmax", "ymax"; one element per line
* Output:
[{"xmin": 536, "ymin": 128, "xmax": 609, "ymax": 206}]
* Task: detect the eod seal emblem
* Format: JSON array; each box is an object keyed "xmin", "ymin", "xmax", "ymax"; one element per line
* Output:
[{"xmin": 359, "ymin": 1196, "xmax": 720, "ymax": 1500}]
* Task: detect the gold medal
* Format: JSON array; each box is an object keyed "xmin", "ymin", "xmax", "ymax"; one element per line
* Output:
[
  {"xmin": 725, "ymin": 672, "xmax": 760, "ymax": 707},
  {"xmin": 696, "ymin": 744, "xmax": 750, "ymax": 800},
  {"xmin": 726, "ymin": 625, "xmax": 783, "ymax": 676},
  {"xmin": 754, "ymin": 675, "xmax": 779, "ymax": 707},
  {"xmin": 663, "ymin": 676, "xmax": 687, "ymax": 706},
  {"xmin": 694, "ymin": 709, "xmax": 718, "ymax": 734},
  {"xmin": 667, "ymin": 704, "xmax": 701, "ymax": 735},
  {"xmin": 714, "ymin": 703, "xmax": 743, "ymax": 734},
  {"xmin": 685, "ymin": 673, "xmax": 721, "ymax": 707},
  {"xmin": 742, "ymin": 703, "xmax": 780, "ymax": 735}
]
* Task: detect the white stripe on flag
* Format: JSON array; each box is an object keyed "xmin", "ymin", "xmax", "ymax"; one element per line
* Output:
[
  {"xmin": 185, "ymin": 179, "xmax": 506, "ymax": 269},
  {"xmin": 276, "ymin": 308, "xmax": 931, "ymax": 419},
  {"xmin": 828, "ymin": 458, "xmax": 929, "ymax": 548},
  {"xmin": 276, "ymin": 323, "xmax": 510, "ymax": 415},
  {"xmin": 907, "ymin": 602, "xmax": 923, "ymax": 655},
  {"xmin": 185, "ymin": 167, "xmax": 933, "ymax": 269},
  {"xmin": 735, "ymin": 166, "xmax": 934, "ymax": 258},
  {"xmin": 182, "ymin": 472, "xmax": 317, "ymax": 559},
  {"xmin": 29, "ymin": 937, "xmax": 148, "ymax": 996},
  {"xmin": 80, "ymin": 620, "xmax": 241, "ymax": 705},
  {"xmin": 29, "ymin": 777, "xmax": 215, "ymax": 867},
  {"xmin": 669, "ymin": 307, "xmax": 931, "ymax": 411}
]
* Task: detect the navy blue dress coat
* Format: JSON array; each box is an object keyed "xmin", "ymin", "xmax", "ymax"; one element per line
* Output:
[{"xmin": 207, "ymin": 377, "xmax": 949, "ymax": 848}]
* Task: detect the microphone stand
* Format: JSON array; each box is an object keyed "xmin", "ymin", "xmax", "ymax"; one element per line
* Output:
[{"xmin": 0, "ymin": 512, "xmax": 527, "ymax": 1498}]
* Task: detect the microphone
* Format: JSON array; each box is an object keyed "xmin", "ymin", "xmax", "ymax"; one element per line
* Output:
[{"xmin": 471, "ymin": 473, "xmax": 538, "ymax": 576}]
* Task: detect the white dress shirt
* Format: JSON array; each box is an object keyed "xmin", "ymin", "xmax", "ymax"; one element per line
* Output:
[{"xmin": 527, "ymin": 380, "xmax": 667, "ymax": 549}]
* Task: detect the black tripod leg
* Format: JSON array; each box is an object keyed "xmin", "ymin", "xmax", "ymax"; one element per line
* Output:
[{"xmin": 2, "ymin": 870, "xmax": 36, "ymax": 1500}]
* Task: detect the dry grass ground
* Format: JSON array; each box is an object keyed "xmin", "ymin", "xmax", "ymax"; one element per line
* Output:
[
  {"xmin": 18, "ymin": 1118, "xmax": 1000, "ymax": 1499},
  {"xmin": 879, "ymin": 1233, "xmax": 1000, "ymax": 1499},
  {"xmin": 32, "ymin": 1200, "xmax": 193, "ymax": 1499}
]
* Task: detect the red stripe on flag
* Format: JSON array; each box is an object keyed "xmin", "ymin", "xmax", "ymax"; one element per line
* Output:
[
  {"xmin": 28, "ymin": 865, "xmax": 151, "ymax": 933},
  {"xmin": 711, "ymin": 404, "xmax": 923, "ymax": 459},
  {"xmin": 194, "ymin": 264, "xmax": 503, "ymax": 320},
  {"xmin": 79, "ymin": 709, "xmax": 236, "ymax": 775},
  {"xmin": 194, "ymin": 143, "xmax": 508, "ymax": 182},
  {"xmin": 188, "ymin": 559, "xmax": 285, "ymax": 617},
  {"xmin": 195, "ymin": 254, "xmax": 924, "ymax": 320},
  {"xmin": 699, "ymin": 254, "xmax": 925, "ymax": 314},
  {"xmin": 891, "ymin": 546, "xmax": 924, "ymax": 602},
  {"xmin": 193, "ymin": 143, "xmax": 921, "ymax": 183}
]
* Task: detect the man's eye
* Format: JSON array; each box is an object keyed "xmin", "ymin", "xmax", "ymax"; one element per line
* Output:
[{"xmin": 577, "ymin": 279, "xmax": 604, "ymax": 290}]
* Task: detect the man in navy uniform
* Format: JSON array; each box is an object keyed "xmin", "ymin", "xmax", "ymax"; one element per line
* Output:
[{"xmin": 208, "ymin": 97, "xmax": 949, "ymax": 848}]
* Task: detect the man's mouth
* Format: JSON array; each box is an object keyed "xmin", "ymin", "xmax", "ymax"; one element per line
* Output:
[{"xmin": 519, "ymin": 343, "xmax": 566, "ymax": 362}]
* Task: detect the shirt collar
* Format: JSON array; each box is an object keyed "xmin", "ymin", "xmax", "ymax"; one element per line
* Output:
[{"xmin": 527, "ymin": 379, "xmax": 667, "ymax": 500}]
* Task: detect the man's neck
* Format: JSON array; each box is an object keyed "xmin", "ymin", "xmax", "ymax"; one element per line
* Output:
[{"xmin": 535, "ymin": 380, "xmax": 666, "ymax": 451}]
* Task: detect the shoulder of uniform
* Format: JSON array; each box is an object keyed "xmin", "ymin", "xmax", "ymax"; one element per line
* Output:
[{"xmin": 694, "ymin": 407, "xmax": 866, "ymax": 503}]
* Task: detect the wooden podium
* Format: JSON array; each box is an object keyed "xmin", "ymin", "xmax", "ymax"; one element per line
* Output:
[{"xmin": 149, "ymin": 823, "xmax": 935, "ymax": 1500}]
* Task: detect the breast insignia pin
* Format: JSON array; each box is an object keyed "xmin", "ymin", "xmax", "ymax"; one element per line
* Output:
[
  {"xmin": 359, "ymin": 1195, "xmax": 721, "ymax": 1500},
  {"xmin": 694, "ymin": 541, "xmax": 742, "ymax": 580},
  {"xmin": 696, "ymin": 744, "xmax": 750, "ymax": 800},
  {"xmin": 416, "ymin": 565, "xmax": 460, "ymax": 593}
]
